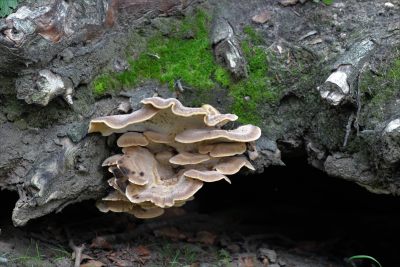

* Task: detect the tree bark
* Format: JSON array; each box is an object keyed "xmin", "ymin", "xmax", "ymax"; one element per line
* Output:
[{"xmin": 1, "ymin": 0, "xmax": 400, "ymax": 226}]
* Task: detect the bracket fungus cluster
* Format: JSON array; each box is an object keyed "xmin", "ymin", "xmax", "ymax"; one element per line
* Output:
[{"xmin": 89, "ymin": 97, "xmax": 261, "ymax": 219}]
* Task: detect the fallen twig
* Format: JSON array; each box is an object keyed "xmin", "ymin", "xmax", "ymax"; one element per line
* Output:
[{"xmin": 69, "ymin": 239, "xmax": 85, "ymax": 267}]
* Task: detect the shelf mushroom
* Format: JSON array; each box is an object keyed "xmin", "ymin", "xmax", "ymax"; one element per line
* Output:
[{"xmin": 89, "ymin": 97, "xmax": 261, "ymax": 219}]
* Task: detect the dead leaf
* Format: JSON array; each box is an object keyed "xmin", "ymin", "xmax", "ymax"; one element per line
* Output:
[
  {"xmin": 80, "ymin": 259, "xmax": 105, "ymax": 267},
  {"xmin": 134, "ymin": 245, "xmax": 151, "ymax": 257},
  {"xmin": 252, "ymin": 10, "xmax": 271, "ymax": 24},
  {"xmin": 238, "ymin": 254, "xmax": 257, "ymax": 267},
  {"xmin": 107, "ymin": 255, "xmax": 131, "ymax": 267},
  {"xmin": 90, "ymin": 236, "xmax": 112, "ymax": 250}
]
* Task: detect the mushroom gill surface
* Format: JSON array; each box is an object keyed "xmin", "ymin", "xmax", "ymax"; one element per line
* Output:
[{"xmin": 89, "ymin": 97, "xmax": 261, "ymax": 218}]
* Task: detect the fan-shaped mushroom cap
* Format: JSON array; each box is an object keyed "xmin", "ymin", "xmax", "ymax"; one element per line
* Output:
[
  {"xmin": 201, "ymin": 104, "xmax": 238, "ymax": 126},
  {"xmin": 118, "ymin": 147, "xmax": 158, "ymax": 185},
  {"xmin": 169, "ymin": 152, "xmax": 211, "ymax": 165},
  {"xmin": 214, "ymin": 156, "xmax": 255, "ymax": 175},
  {"xmin": 97, "ymin": 192, "xmax": 165, "ymax": 218},
  {"xmin": 199, "ymin": 143, "xmax": 247, "ymax": 157},
  {"xmin": 201, "ymin": 104, "xmax": 220, "ymax": 115},
  {"xmin": 128, "ymin": 206, "xmax": 165, "ymax": 219},
  {"xmin": 142, "ymin": 97, "xmax": 237, "ymax": 127},
  {"xmin": 141, "ymin": 97, "xmax": 205, "ymax": 117},
  {"xmin": 127, "ymin": 171, "xmax": 203, "ymax": 208},
  {"xmin": 135, "ymin": 201, "xmax": 157, "ymax": 209},
  {"xmin": 102, "ymin": 154, "xmax": 123, "ymax": 167},
  {"xmin": 205, "ymin": 114, "xmax": 238, "ymax": 126},
  {"xmin": 117, "ymin": 132, "xmax": 149, "ymax": 147},
  {"xmin": 175, "ymin": 125, "xmax": 261, "ymax": 143},
  {"xmin": 184, "ymin": 169, "xmax": 231, "ymax": 184},
  {"xmin": 173, "ymin": 199, "xmax": 189, "ymax": 207},
  {"xmin": 88, "ymin": 105, "xmax": 159, "ymax": 136},
  {"xmin": 155, "ymin": 151, "xmax": 175, "ymax": 165},
  {"xmin": 96, "ymin": 199, "xmax": 134, "ymax": 213},
  {"xmin": 143, "ymin": 131, "xmax": 174, "ymax": 143},
  {"xmin": 126, "ymin": 183, "xmax": 144, "ymax": 198},
  {"xmin": 102, "ymin": 191, "xmax": 129, "ymax": 201}
]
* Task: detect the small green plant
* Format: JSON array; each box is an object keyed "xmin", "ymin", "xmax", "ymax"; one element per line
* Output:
[
  {"xmin": 313, "ymin": 0, "xmax": 334, "ymax": 5},
  {"xmin": 217, "ymin": 249, "xmax": 232, "ymax": 267},
  {"xmin": 347, "ymin": 255, "xmax": 382, "ymax": 267},
  {"xmin": 243, "ymin": 26, "xmax": 264, "ymax": 46},
  {"xmin": 9, "ymin": 240, "xmax": 45, "ymax": 267},
  {"xmin": 47, "ymin": 245, "xmax": 70, "ymax": 261},
  {"xmin": 159, "ymin": 242, "xmax": 198, "ymax": 267},
  {"xmin": 0, "ymin": 0, "xmax": 18, "ymax": 18}
]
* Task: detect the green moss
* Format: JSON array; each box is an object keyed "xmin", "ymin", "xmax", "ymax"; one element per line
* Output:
[
  {"xmin": 92, "ymin": 74, "xmax": 115, "ymax": 96},
  {"xmin": 242, "ymin": 26, "xmax": 264, "ymax": 46},
  {"xmin": 360, "ymin": 54, "xmax": 400, "ymax": 123},
  {"xmin": 91, "ymin": 15, "xmax": 310, "ymax": 127},
  {"xmin": 92, "ymin": 10, "xmax": 223, "ymax": 97},
  {"xmin": 228, "ymin": 27, "xmax": 282, "ymax": 125},
  {"xmin": 214, "ymin": 66, "xmax": 231, "ymax": 87},
  {"xmin": 388, "ymin": 58, "xmax": 400, "ymax": 81}
]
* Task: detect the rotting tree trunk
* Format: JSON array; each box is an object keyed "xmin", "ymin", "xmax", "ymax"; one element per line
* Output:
[{"xmin": 1, "ymin": 0, "xmax": 400, "ymax": 226}]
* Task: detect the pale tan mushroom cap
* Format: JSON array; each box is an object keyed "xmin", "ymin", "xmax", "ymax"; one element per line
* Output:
[
  {"xmin": 126, "ymin": 183, "xmax": 145, "ymax": 197},
  {"xmin": 102, "ymin": 190, "xmax": 129, "ymax": 201},
  {"xmin": 143, "ymin": 131, "xmax": 174, "ymax": 143},
  {"xmin": 141, "ymin": 97, "xmax": 205, "ymax": 117},
  {"xmin": 173, "ymin": 199, "xmax": 191, "ymax": 207},
  {"xmin": 89, "ymin": 97, "xmax": 240, "ymax": 140},
  {"xmin": 175, "ymin": 125, "xmax": 262, "ymax": 143},
  {"xmin": 127, "ymin": 173, "xmax": 203, "ymax": 208},
  {"xmin": 97, "ymin": 192, "xmax": 165, "ymax": 218},
  {"xmin": 128, "ymin": 206, "xmax": 165, "ymax": 219},
  {"xmin": 102, "ymin": 154, "xmax": 123, "ymax": 166},
  {"xmin": 200, "ymin": 104, "xmax": 238, "ymax": 126},
  {"xmin": 199, "ymin": 143, "xmax": 247, "ymax": 157},
  {"xmin": 117, "ymin": 147, "xmax": 158, "ymax": 185},
  {"xmin": 117, "ymin": 132, "xmax": 149, "ymax": 147},
  {"xmin": 155, "ymin": 151, "xmax": 175, "ymax": 165},
  {"xmin": 88, "ymin": 105, "xmax": 159, "ymax": 136},
  {"xmin": 204, "ymin": 114, "xmax": 239, "ymax": 127},
  {"xmin": 96, "ymin": 199, "xmax": 134, "ymax": 213},
  {"xmin": 214, "ymin": 156, "xmax": 255, "ymax": 175},
  {"xmin": 184, "ymin": 169, "xmax": 231, "ymax": 184},
  {"xmin": 169, "ymin": 152, "xmax": 211, "ymax": 165},
  {"xmin": 142, "ymin": 97, "xmax": 237, "ymax": 127}
]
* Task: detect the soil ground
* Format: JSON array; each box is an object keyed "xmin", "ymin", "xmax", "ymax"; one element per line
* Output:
[{"xmin": 1, "ymin": 159, "xmax": 399, "ymax": 267}]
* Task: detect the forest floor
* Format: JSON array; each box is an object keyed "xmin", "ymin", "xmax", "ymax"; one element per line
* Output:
[{"xmin": 1, "ymin": 161, "xmax": 398, "ymax": 267}]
